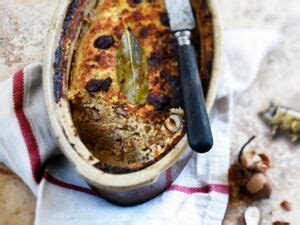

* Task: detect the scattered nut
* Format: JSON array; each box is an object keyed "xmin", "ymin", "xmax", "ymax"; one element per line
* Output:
[
  {"xmin": 164, "ymin": 114, "xmax": 182, "ymax": 133},
  {"xmin": 246, "ymin": 173, "xmax": 266, "ymax": 193},
  {"xmin": 246, "ymin": 173, "xmax": 272, "ymax": 199},
  {"xmin": 244, "ymin": 206, "xmax": 260, "ymax": 225},
  {"xmin": 273, "ymin": 221, "xmax": 290, "ymax": 225},
  {"xmin": 241, "ymin": 149, "xmax": 261, "ymax": 169},
  {"xmin": 258, "ymin": 153, "xmax": 270, "ymax": 167},
  {"xmin": 280, "ymin": 200, "xmax": 292, "ymax": 211},
  {"xmin": 238, "ymin": 136, "xmax": 270, "ymax": 173},
  {"xmin": 256, "ymin": 153, "xmax": 270, "ymax": 172},
  {"xmin": 240, "ymin": 150, "xmax": 270, "ymax": 173},
  {"xmin": 229, "ymin": 136, "xmax": 273, "ymax": 202}
]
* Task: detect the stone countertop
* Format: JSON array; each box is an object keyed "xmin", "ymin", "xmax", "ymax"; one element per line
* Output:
[{"xmin": 0, "ymin": 0, "xmax": 299, "ymax": 224}]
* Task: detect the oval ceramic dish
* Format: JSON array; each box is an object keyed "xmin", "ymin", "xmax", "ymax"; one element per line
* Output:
[{"xmin": 43, "ymin": 0, "xmax": 222, "ymax": 205}]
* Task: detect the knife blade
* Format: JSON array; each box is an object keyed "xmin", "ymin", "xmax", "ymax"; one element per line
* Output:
[
  {"xmin": 165, "ymin": 0, "xmax": 213, "ymax": 153},
  {"xmin": 165, "ymin": 0, "xmax": 195, "ymax": 31}
]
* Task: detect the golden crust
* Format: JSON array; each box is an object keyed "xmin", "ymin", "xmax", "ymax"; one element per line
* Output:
[
  {"xmin": 68, "ymin": 0, "xmax": 185, "ymax": 172},
  {"xmin": 66, "ymin": 0, "xmax": 214, "ymax": 173},
  {"xmin": 69, "ymin": 0, "xmax": 179, "ymax": 118}
]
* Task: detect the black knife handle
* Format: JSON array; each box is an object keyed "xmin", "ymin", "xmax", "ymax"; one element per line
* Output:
[{"xmin": 175, "ymin": 31, "xmax": 213, "ymax": 153}]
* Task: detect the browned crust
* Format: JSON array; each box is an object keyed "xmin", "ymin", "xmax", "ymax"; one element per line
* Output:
[{"xmin": 192, "ymin": 0, "xmax": 214, "ymax": 94}]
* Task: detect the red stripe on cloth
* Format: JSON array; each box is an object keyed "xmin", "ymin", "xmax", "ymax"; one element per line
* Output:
[
  {"xmin": 13, "ymin": 69, "xmax": 42, "ymax": 183},
  {"xmin": 45, "ymin": 170, "xmax": 228, "ymax": 198},
  {"xmin": 44, "ymin": 172, "xmax": 98, "ymax": 196},
  {"xmin": 44, "ymin": 171, "xmax": 228, "ymax": 198},
  {"xmin": 167, "ymin": 184, "xmax": 229, "ymax": 195}
]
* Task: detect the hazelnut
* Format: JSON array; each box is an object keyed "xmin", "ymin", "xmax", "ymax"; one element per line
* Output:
[
  {"xmin": 241, "ymin": 150, "xmax": 270, "ymax": 172},
  {"xmin": 280, "ymin": 200, "xmax": 292, "ymax": 211},
  {"xmin": 164, "ymin": 114, "xmax": 182, "ymax": 133},
  {"xmin": 256, "ymin": 153, "xmax": 270, "ymax": 172},
  {"xmin": 244, "ymin": 206, "xmax": 260, "ymax": 225},
  {"xmin": 273, "ymin": 221, "xmax": 290, "ymax": 225},
  {"xmin": 241, "ymin": 149, "xmax": 261, "ymax": 168},
  {"xmin": 246, "ymin": 173, "xmax": 272, "ymax": 199}
]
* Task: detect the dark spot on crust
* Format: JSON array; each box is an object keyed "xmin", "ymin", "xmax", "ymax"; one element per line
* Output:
[
  {"xmin": 114, "ymin": 26, "xmax": 123, "ymax": 40},
  {"xmin": 160, "ymin": 70, "xmax": 182, "ymax": 108},
  {"xmin": 160, "ymin": 70, "xmax": 176, "ymax": 82},
  {"xmin": 85, "ymin": 77, "xmax": 112, "ymax": 93},
  {"xmin": 169, "ymin": 94, "xmax": 182, "ymax": 108},
  {"xmin": 160, "ymin": 12, "xmax": 169, "ymax": 27},
  {"xmin": 147, "ymin": 92, "xmax": 171, "ymax": 111},
  {"xmin": 139, "ymin": 27, "xmax": 148, "ymax": 38},
  {"xmin": 94, "ymin": 35, "xmax": 115, "ymax": 49},
  {"xmin": 121, "ymin": 8, "xmax": 130, "ymax": 15},
  {"xmin": 148, "ymin": 51, "xmax": 163, "ymax": 67},
  {"xmin": 150, "ymin": 76, "xmax": 159, "ymax": 86},
  {"xmin": 145, "ymin": 23, "xmax": 157, "ymax": 35},
  {"xmin": 131, "ymin": 11, "xmax": 143, "ymax": 20},
  {"xmin": 94, "ymin": 52, "xmax": 114, "ymax": 69},
  {"xmin": 166, "ymin": 38, "xmax": 177, "ymax": 57},
  {"xmin": 126, "ymin": 0, "xmax": 144, "ymax": 8},
  {"xmin": 143, "ymin": 110, "xmax": 164, "ymax": 119},
  {"xmin": 132, "ymin": 0, "xmax": 142, "ymax": 3}
]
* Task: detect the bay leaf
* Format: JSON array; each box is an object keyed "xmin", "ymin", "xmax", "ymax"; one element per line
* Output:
[{"xmin": 116, "ymin": 28, "xmax": 149, "ymax": 105}]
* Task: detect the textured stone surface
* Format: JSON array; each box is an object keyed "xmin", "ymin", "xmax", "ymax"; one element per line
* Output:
[
  {"xmin": 0, "ymin": 0, "xmax": 57, "ymax": 224},
  {"xmin": 220, "ymin": 0, "xmax": 300, "ymax": 224},
  {"xmin": 0, "ymin": 164, "xmax": 35, "ymax": 225},
  {"xmin": 0, "ymin": 0, "xmax": 299, "ymax": 224}
]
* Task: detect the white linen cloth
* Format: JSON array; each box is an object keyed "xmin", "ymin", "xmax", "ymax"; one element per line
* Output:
[{"xmin": 0, "ymin": 29, "xmax": 279, "ymax": 225}]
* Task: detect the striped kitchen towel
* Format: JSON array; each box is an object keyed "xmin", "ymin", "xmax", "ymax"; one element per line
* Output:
[{"xmin": 0, "ymin": 29, "xmax": 279, "ymax": 225}]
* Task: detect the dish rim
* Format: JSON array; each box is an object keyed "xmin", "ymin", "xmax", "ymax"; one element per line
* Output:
[{"xmin": 43, "ymin": 0, "xmax": 222, "ymax": 191}]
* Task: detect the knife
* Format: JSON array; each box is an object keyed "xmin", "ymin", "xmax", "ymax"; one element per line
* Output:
[{"xmin": 165, "ymin": 0, "xmax": 213, "ymax": 153}]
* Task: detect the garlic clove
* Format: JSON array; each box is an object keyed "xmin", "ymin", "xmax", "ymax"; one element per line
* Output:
[{"xmin": 244, "ymin": 206, "xmax": 260, "ymax": 225}]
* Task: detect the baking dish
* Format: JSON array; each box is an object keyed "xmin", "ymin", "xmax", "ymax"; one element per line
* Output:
[{"xmin": 43, "ymin": 0, "xmax": 222, "ymax": 205}]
